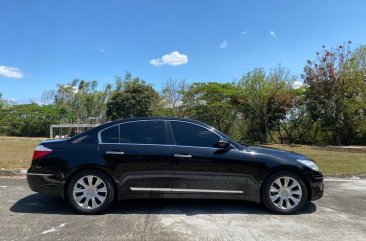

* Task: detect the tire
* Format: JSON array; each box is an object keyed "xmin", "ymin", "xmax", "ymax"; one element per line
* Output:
[
  {"xmin": 66, "ymin": 170, "xmax": 115, "ymax": 214},
  {"xmin": 261, "ymin": 171, "xmax": 308, "ymax": 214}
]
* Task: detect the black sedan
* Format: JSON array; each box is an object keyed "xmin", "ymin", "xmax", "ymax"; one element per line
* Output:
[{"xmin": 27, "ymin": 117, "xmax": 324, "ymax": 214}]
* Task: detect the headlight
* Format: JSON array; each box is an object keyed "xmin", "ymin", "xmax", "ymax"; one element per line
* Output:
[{"xmin": 297, "ymin": 159, "xmax": 319, "ymax": 171}]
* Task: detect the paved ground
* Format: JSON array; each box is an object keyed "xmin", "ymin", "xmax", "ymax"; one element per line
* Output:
[{"xmin": 0, "ymin": 177, "xmax": 365, "ymax": 241}]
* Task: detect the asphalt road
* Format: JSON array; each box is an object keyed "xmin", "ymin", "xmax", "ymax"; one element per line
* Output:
[{"xmin": 0, "ymin": 177, "xmax": 365, "ymax": 241}]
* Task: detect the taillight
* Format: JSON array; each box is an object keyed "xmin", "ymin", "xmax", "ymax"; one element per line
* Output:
[{"xmin": 32, "ymin": 145, "xmax": 53, "ymax": 160}]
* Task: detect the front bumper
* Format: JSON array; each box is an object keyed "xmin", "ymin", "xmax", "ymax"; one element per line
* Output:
[
  {"xmin": 307, "ymin": 172, "xmax": 324, "ymax": 201},
  {"xmin": 26, "ymin": 170, "xmax": 65, "ymax": 198}
]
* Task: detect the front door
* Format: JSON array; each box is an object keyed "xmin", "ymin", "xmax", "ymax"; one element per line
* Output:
[{"xmin": 168, "ymin": 120, "xmax": 250, "ymax": 196}]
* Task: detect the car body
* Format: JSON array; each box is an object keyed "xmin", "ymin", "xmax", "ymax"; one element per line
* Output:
[{"xmin": 27, "ymin": 117, "xmax": 324, "ymax": 214}]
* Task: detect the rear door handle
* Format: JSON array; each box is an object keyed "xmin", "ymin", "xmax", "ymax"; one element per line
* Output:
[
  {"xmin": 174, "ymin": 154, "xmax": 192, "ymax": 158},
  {"xmin": 106, "ymin": 151, "xmax": 125, "ymax": 155}
]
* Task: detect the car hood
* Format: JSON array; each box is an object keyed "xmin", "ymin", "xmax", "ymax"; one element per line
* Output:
[{"xmin": 244, "ymin": 145, "xmax": 309, "ymax": 161}]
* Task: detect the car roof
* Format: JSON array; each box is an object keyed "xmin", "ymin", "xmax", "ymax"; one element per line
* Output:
[
  {"xmin": 83, "ymin": 117, "xmax": 211, "ymax": 135},
  {"xmin": 103, "ymin": 117, "xmax": 210, "ymax": 127}
]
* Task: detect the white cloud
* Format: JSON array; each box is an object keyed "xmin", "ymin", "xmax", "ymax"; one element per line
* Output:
[
  {"xmin": 62, "ymin": 84, "xmax": 79, "ymax": 93},
  {"xmin": 293, "ymin": 80, "xmax": 304, "ymax": 89},
  {"xmin": 241, "ymin": 30, "xmax": 250, "ymax": 35},
  {"xmin": 269, "ymin": 31, "xmax": 277, "ymax": 38},
  {"xmin": 0, "ymin": 66, "xmax": 23, "ymax": 79},
  {"xmin": 150, "ymin": 51, "xmax": 188, "ymax": 67},
  {"xmin": 98, "ymin": 48, "xmax": 105, "ymax": 53},
  {"xmin": 220, "ymin": 40, "xmax": 228, "ymax": 49}
]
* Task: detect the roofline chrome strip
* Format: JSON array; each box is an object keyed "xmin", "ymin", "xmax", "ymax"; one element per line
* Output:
[
  {"xmin": 97, "ymin": 119, "xmax": 238, "ymax": 150},
  {"xmin": 130, "ymin": 187, "xmax": 243, "ymax": 194},
  {"xmin": 99, "ymin": 142, "xmax": 235, "ymax": 151},
  {"xmin": 98, "ymin": 119, "xmax": 167, "ymax": 144}
]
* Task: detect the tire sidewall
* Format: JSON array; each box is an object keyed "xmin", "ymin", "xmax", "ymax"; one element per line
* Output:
[
  {"xmin": 262, "ymin": 171, "xmax": 308, "ymax": 214},
  {"xmin": 66, "ymin": 170, "xmax": 115, "ymax": 214}
]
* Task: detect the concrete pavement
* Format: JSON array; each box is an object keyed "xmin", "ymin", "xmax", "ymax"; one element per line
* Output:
[{"xmin": 0, "ymin": 177, "xmax": 365, "ymax": 241}]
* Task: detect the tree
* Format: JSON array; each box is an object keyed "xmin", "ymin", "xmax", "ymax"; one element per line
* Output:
[
  {"xmin": 44, "ymin": 79, "xmax": 112, "ymax": 123},
  {"xmin": 106, "ymin": 74, "xmax": 159, "ymax": 120},
  {"xmin": 0, "ymin": 92, "xmax": 15, "ymax": 109},
  {"xmin": 302, "ymin": 42, "xmax": 366, "ymax": 145},
  {"xmin": 182, "ymin": 82, "xmax": 237, "ymax": 134},
  {"xmin": 341, "ymin": 45, "xmax": 366, "ymax": 144},
  {"xmin": 277, "ymin": 87, "xmax": 315, "ymax": 144},
  {"xmin": 0, "ymin": 104, "xmax": 61, "ymax": 137},
  {"xmin": 159, "ymin": 78, "xmax": 187, "ymax": 117},
  {"xmin": 234, "ymin": 66, "xmax": 294, "ymax": 143},
  {"xmin": 0, "ymin": 92, "xmax": 4, "ymax": 109}
]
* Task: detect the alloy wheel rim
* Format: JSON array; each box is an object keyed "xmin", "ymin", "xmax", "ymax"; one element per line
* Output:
[
  {"xmin": 73, "ymin": 175, "xmax": 107, "ymax": 209},
  {"xmin": 269, "ymin": 176, "xmax": 302, "ymax": 210}
]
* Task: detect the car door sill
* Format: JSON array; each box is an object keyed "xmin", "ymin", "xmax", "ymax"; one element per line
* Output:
[{"xmin": 130, "ymin": 187, "xmax": 243, "ymax": 194}]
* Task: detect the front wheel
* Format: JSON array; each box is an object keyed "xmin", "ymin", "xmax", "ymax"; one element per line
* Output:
[
  {"xmin": 261, "ymin": 171, "xmax": 308, "ymax": 214},
  {"xmin": 66, "ymin": 170, "xmax": 115, "ymax": 214}
]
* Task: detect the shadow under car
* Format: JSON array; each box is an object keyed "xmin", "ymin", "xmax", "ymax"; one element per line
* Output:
[{"xmin": 10, "ymin": 193, "xmax": 317, "ymax": 215}]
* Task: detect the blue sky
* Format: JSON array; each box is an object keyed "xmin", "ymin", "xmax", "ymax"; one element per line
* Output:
[{"xmin": 1, "ymin": 0, "xmax": 366, "ymax": 103}]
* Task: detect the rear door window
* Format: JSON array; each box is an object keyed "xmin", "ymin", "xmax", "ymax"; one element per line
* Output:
[
  {"xmin": 119, "ymin": 120, "xmax": 165, "ymax": 144},
  {"xmin": 100, "ymin": 125, "xmax": 119, "ymax": 143}
]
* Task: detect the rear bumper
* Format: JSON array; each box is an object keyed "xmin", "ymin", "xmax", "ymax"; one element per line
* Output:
[{"xmin": 26, "ymin": 170, "xmax": 65, "ymax": 198}]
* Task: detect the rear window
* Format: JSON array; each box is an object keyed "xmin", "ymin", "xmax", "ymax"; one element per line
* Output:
[
  {"xmin": 100, "ymin": 125, "xmax": 119, "ymax": 143},
  {"xmin": 71, "ymin": 134, "xmax": 95, "ymax": 144}
]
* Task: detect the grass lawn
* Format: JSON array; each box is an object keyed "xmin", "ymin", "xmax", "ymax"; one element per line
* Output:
[
  {"xmin": 0, "ymin": 136, "xmax": 365, "ymax": 176},
  {"xmin": 267, "ymin": 144, "xmax": 366, "ymax": 177},
  {"xmin": 0, "ymin": 136, "xmax": 46, "ymax": 170}
]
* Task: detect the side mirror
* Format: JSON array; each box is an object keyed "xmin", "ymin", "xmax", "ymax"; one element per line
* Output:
[{"xmin": 216, "ymin": 139, "xmax": 230, "ymax": 148}]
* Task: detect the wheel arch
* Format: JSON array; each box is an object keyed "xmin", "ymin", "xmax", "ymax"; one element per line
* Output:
[
  {"xmin": 64, "ymin": 166, "xmax": 118, "ymax": 201},
  {"xmin": 260, "ymin": 166, "xmax": 312, "ymax": 203}
]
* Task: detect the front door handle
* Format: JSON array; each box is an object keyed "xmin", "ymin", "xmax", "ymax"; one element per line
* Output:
[
  {"xmin": 174, "ymin": 154, "xmax": 192, "ymax": 158},
  {"xmin": 106, "ymin": 151, "xmax": 125, "ymax": 155}
]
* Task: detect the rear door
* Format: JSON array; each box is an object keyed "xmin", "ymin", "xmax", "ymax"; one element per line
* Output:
[
  {"xmin": 168, "ymin": 120, "xmax": 249, "ymax": 195},
  {"xmin": 98, "ymin": 120, "xmax": 174, "ymax": 198}
]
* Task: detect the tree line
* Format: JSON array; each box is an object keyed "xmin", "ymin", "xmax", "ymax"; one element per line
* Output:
[{"xmin": 1, "ymin": 42, "xmax": 366, "ymax": 145}]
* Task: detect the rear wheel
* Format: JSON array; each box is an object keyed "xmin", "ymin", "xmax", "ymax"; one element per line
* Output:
[
  {"xmin": 261, "ymin": 171, "xmax": 308, "ymax": 214},
  {"xmin": 66, "ymin": 170, "xmax": 114, "ymax": 214}
]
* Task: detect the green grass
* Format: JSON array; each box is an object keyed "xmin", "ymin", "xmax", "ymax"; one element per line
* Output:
[
  {"xmin": 0, "ymin": 136, "xmax": 366, "ymax": 176},
  {"xmin": 0, "ymin": 136, "xmax": 46, "ymax": 170},
  {"xmin": 267, "ymin": 144, "xmax": 366, "ymax": 176}
]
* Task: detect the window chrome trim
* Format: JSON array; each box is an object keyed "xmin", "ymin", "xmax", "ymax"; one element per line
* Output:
[
  {"xmin": 98, "ymin": 119, "xmax": 166, "ymax": 144},
  {"xmin": 98, "ymin": 123, "xmax": 120, "ymax": 144},
  {"xmin": 98, "ymin": 119, "xmax": 238, "ymax": 150},
  {"xmin": 130, "ymin": 187, "xmax": 244, "ymax": 194},
  {"xmin": 98, "ymin": 142, "xmax": 230, "ymax": 151},
  {"xmin": 169, "ymin": 120, "xmax": 239, "ymax": 150},
  {"xmin": 169, "ymin": 119, "xmax": 223, "ymax": 138},
  {"xmin": 100, "ymin": 142, "xmax": 172, "ymax": 146}
]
